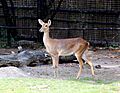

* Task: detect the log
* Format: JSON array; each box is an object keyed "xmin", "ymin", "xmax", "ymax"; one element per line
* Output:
[
  {"xmin": 0, "ymin": 48, "xmax": 81, "ymax": 67},
  {"xmin": 0, "ymin": 50, "xmax": 49, "ymax": 67}
]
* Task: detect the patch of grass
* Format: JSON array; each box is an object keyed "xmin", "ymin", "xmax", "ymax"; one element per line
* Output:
[{"xmin": 0, "ymin": 78, "xmax": 119, "ymax": 93}]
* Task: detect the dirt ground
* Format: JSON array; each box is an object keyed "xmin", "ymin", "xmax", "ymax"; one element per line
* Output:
[{"xmin": 0, "ymin": 49, "xmax": 120, "ymax": 82}]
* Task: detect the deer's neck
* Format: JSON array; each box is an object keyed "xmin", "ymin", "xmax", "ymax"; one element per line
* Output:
[
  {"xmin": 43, "ymin": 30, "xmax": 53, "ymax": 50},
  {"xmin": 43, "ymin": 30, "xmax": 51, "ymax": 43}
]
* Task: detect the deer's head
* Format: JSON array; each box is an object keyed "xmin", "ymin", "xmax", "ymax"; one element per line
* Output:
[{"xmin": 38, "ymin": 19, "xmax": 51, "ymax": 32}]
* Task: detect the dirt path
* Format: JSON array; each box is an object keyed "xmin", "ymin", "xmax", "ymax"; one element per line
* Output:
[{"xmin": 0, "ymin": 49, "xmax": 120, "ymax": 82}]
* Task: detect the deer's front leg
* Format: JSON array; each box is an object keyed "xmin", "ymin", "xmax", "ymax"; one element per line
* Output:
[
  {"xmin": 51, "ymin": 55, "xmax": 59, "ymax": 68},
  {"xmin": 51, "ymin": 55, "xmax": 59, "ymax": 78}
]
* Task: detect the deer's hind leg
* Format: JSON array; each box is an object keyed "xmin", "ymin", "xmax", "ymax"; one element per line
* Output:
[
  {"xmin": 83, "ymin": 44, "xmax": 95, "ymax": 76},
  {"xmin": 86, "ymin": 60, "xmax": 95, "ymax": 76},
  {"xmin": 75, "ymin": 46, "xmax": 86, "ymax": 79}
]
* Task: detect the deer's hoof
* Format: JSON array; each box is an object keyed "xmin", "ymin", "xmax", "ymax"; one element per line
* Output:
[{"xmin": 52, "ymin": 66, "xmax": 58, "ymax": 69}]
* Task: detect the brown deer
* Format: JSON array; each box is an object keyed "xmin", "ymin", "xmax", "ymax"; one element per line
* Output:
[{"xmin": 38, "ymin": 19, "xmax": 95, "ymax": 79}]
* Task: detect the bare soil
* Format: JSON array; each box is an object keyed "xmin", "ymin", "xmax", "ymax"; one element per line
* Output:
[{"xmin": 0, "ymin": 49, "xmax": 120, "ymax": 82}]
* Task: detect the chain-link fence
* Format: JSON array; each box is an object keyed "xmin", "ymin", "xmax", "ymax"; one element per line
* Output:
[{"xmin": 0, "ymin": 0, "xmax": 119, "ymax": 48}]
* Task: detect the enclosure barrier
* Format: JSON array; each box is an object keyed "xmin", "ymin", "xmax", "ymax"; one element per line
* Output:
[{"xmin": 0, "ymin": 0, "xmax": 120, "ymax": 48}]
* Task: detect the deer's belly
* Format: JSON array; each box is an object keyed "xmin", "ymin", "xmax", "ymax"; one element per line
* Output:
[
  {"xmin": 46, "ymin": 46, "xmax": 76, "ymax": 56},
  {"xmin": 58, "ymin": 50, "xmax": 75, "ymax": 56}
]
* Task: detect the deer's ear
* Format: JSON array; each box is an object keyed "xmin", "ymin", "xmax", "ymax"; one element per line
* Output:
[
  {"xmin": 38, "ymin": 19, "xmax": 44, "ymax": 25},
  {"xmin": 48, "ymin": 19, "xmax": 51, "ymax": 26}
]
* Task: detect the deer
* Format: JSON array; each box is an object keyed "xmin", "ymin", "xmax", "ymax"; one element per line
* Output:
[{"xmin": 38, "ymin": 19, "xmax": 95, "ymax": 79}]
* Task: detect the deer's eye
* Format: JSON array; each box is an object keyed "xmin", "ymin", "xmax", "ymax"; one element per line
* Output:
[{"xmin": 45, "ymin": 25, "xmax": 47, "ymax": 27}]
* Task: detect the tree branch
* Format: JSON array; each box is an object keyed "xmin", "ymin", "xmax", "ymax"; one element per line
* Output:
[{"xmin": 50, "ymin": 0, "xmax": 64, "ymax": 20}]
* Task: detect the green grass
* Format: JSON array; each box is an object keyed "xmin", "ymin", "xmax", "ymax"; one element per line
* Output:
[{"xmin": 0, "ymin": 78, "xmax": 119, "ymax": 93}]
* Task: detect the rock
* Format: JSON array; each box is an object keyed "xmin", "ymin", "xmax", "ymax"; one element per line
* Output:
[
  {"xmin": 95, "ymin": 65, "xmax": 101, "ymax": 69},
  {"xmin": 0, "ymin": 66, "xmax": 29, "ymax": 78}
]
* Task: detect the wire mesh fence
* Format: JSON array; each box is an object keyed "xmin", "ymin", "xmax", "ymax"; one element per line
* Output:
[
  {"xmin": 0, "ymin": 0, "xmax": 119, "ymax": 48},
  {"xmin": 50, "ymin": 0, "xmax": 120, "ymax": 47}
]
